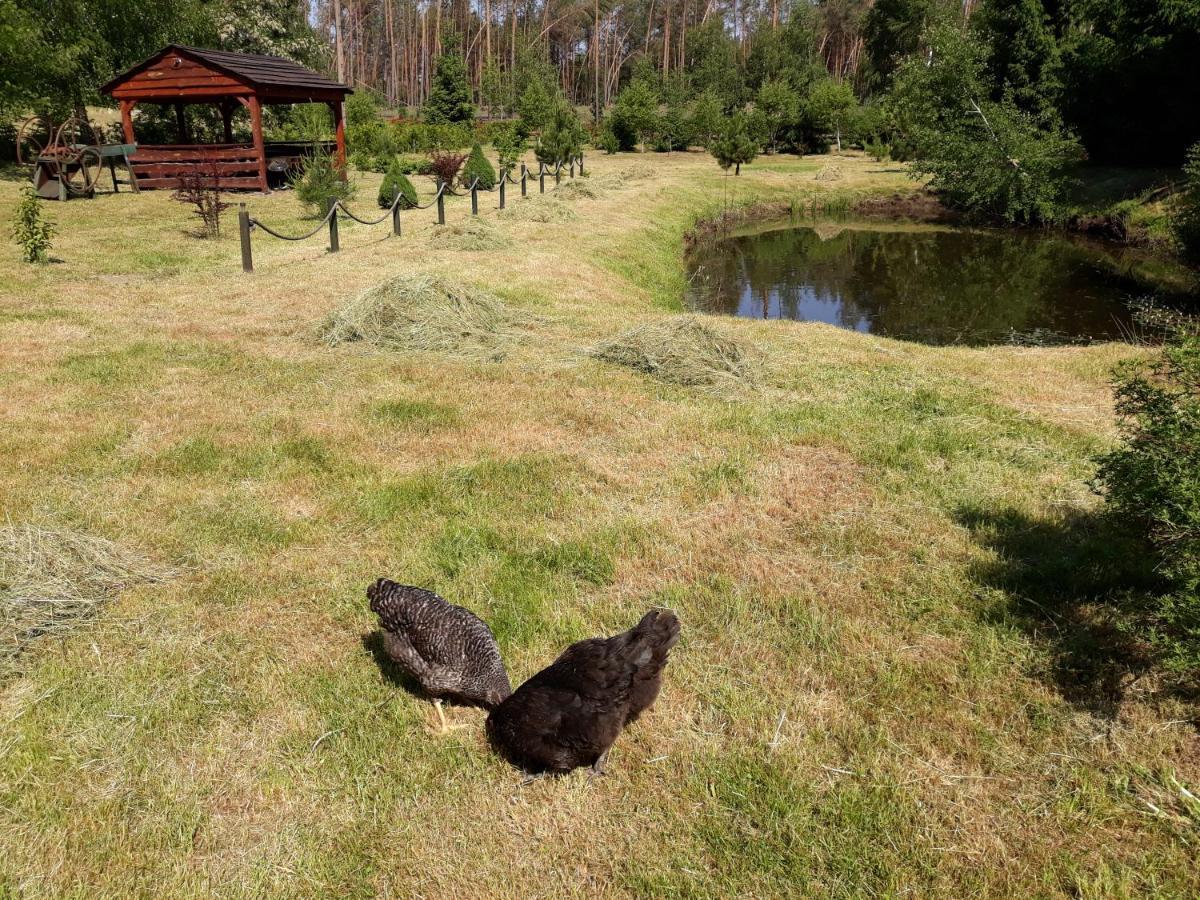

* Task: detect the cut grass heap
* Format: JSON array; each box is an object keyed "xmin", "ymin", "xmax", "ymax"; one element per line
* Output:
[
  {"xmin": 1, "ymin": 524, "xmax": 174, "ymax": 675},
  {"xmin": 429, "ymin": 218, "xmax": 512, "ymax": 251},
  {"xmin": 590, "ymin": 316, "xmax": 759, "ymax": 391},
  {"xmin": 320, "ymin": 273, "xmax": 520, "ymax": 357}
]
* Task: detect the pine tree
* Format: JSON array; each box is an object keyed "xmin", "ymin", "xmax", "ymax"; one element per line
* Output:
[
  {"xmin": 710, "ymin": 113, "xmax": 758, "ymax": 175},
  {"xmin": 423, "ymin": 36, "xmax": 475, "ymax": 124},
  {"xmin": 535, "ymin": 102, "xmax": 585, "ymax": 168}
]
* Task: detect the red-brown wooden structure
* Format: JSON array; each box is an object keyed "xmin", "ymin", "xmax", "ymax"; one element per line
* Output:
[{"xmin": 100, "ymin": 45, "xmax": 351, "ymax": 192}]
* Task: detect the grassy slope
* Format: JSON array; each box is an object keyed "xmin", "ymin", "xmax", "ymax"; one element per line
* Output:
[{"xmin": 0, "ymin": 152, "xmax": 1196, "ymax": 898}]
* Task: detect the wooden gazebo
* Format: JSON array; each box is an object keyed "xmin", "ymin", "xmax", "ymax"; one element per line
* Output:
[{"xmin": 100, "ymin": 45, "xmax": 351, "ymax": 191}]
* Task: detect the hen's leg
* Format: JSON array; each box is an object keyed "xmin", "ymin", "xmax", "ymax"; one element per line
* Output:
[
  {"xmin": 431, "ymin": 698, "xmax": 469, "ymax": 735},
  {"xmin": 588, "ymin": 749, "xmax": 610, "ymax": 779}
]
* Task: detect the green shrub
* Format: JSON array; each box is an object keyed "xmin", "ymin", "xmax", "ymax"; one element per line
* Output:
[
  {"xmin": 1170, "ymin": 142, "xmax": 1200, "ymax": 268},
  {"xmin": 291, "ymin": 150, "xmax": 355, "ymax": 217},
  {"xmin": 597, "ymin": 122, "xmax": 620, "ymax": 154},
  {"xmin": 396, "ymin": 154, "xmax": 432, "ymax": 175},
  {"xmin": 10, "ymin": 185, "xmax": 55, "ymax": 263},
  {"xmin": 864, "ymin": 135, "xmax": 892, "ymax": 162},
  {"xmin": 378, "ymin": 158, "xmax": 418, "ymax": 209},
  {"xmin": 1094, "ymin": 330, "xmax": 1200, "ymax": 676},
  {"xmin": 492, "ymin": 123, "xmax": 526, "ymax": 172},
  {"xmin": 462, "ymin": 142, "xmax": 497, "ymax": 189}
]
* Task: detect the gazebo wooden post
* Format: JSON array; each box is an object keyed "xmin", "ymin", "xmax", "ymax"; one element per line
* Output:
[
  {"xmin": 329, "ymin": 100, "xmax": 346, "ymax": 173},
  {"xmin": 119, "ymin": 100, "xmax": 137, "ymax": 144},
  {"xmin": 246, "ymin": 94, "xmax": 269, "ymax": 193},
  {"xmin": 220, "ymin": 101, "xmax": 234, "ymax": 143},
  {"xmin": 174, "ymin": 103, "xmax": 190, "ymax": 143}
]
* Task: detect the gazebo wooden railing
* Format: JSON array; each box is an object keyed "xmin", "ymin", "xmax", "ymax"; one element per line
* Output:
[{"xmin": 100, "ymin": 45, "xmax": 351, "ymax": 192}]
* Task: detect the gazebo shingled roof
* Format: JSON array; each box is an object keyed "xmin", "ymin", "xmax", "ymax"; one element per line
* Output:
[{"xmin": 101, "ymin": 45, "xmax": 352, "ymax": 191}]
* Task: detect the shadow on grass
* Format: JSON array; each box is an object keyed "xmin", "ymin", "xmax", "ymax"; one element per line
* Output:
[
  {"xmin": 360, "ymin": 630, "xmax": 425, "ymax": 699},
  {"xmin": 958, "ymin": 504, "xmax": 1170, "ymax": 716}
]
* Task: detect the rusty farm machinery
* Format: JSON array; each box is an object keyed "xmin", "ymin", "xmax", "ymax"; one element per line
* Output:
[{"xmin": 17, "ymin": 115, "xmax": 138, "ymax": 200}]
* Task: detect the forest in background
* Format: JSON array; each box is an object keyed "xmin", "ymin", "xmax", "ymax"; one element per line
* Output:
[{"xmin": 3, "ymin": 0, "xmax": 1198, "ymax": 166}]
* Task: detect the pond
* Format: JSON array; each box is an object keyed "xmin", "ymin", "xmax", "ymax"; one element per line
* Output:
[{"xmin": 684, "ymin": 220, "xmax": 1195, "ymax": 346}]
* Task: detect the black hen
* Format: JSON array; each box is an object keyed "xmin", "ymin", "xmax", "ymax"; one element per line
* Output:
[
  {"xmin": 486, "ymin": 609, "xmax": 680, "ymax": 775},
  {"xmin": 368, "ymin": 580, "xmax": 512, "ymax": 730}
]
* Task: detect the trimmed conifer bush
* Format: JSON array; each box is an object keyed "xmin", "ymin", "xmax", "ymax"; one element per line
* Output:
[
  {"xmin": 378, "ymin": 158, "xmax": 418, "ymax": 209},
  {"xmin": 461, "ymin": 142, "xmax": 497, "ymax": 190}
]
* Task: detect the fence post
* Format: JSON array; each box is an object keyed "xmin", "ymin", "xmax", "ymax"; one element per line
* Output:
[
  {"xmin": 539, "ymin": 166, "xmax": 545, "ymax": 193},
  {"xmin": 570, "ymin": 159, "xmax": 575, "ymax": 178},
  {"xmin": 555, "ymin": 165, "xmax": 561, "ymax": 186},
  {"xmin": 238, "ymin": 203, "xmax": 253, "ymax": 273},
  {"xmin": 470, "ymin": 182, "xmax": 478, "ymax": 215},
  {"xmin": 437, "ymin": 185, "xmax": 445, "ymax": 224},
  {"xmin": 521, "ymin": 164, "xmax": 527, "ymax": 197},
  {"xmin": 328, "ymin": 206, "xmax": 339, "ymax": 252},
  {"xmin": 392, "ymin": 190, "xmax": 401, "ymax": 236},
  {"xmin": 499, "ymin": 175, "xmax": 506, "ymax": 209},
  {"xmin": 578, "ymin": 153, "xmax": 584, "ymax": 176}
]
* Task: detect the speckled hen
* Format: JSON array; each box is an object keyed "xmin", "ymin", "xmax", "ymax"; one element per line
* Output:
[
  {"xmin": 486, "ymin": 609, "xmax": 681, "ymax": 776},
  {"xmin": 368, "ymin": 579, "xmax": 511, "ymax": 731}
]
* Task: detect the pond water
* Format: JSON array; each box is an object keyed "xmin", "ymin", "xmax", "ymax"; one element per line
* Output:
[{"xmin": 684, "ymin": 221, "xmax": 1195, "ymax": 345}]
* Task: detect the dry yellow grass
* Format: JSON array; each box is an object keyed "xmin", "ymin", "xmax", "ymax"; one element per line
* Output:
[{"xmin": 0, "ymin": 151, "xmax": 1195, "ymax": 897}]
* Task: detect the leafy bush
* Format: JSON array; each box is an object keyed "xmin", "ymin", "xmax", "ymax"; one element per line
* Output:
[
  {"xmin": 1094, "ymin": 330, "xmax": 1200, "ymax": 676},
  {"xmin": 291, "ymin": 150, "xmax": 354, "ymax": 217},
  {"xmin": 891, "ymin": 24, "xmax": 1082, "ymax": 224},
  {"xmin": 392, "ymin": 122, "xmax": 478, "ymax": 153},
  {"xmin": 10, "ymin": 185, "xmax": 55, "ymax": 262},
  {"xmin": 864, "ymin": 136, "xmax": 892, "ymax": 162},
  {"xmin": 1170, "ymin": 142, "xmax": 1200, "ymax": 268},
  {"xmin": 462, "ymin": 142, "xmax": 497, "ymax": 189},
  {"xmin": 428, "ymin": 151, "xmax": 467, "ymax": 188},
  {"xmin": 597, "ymin": 121, "xmax": 621, "ymax": 154},
  {"xmin": 396, "ymin": 154, "xmax": 433, "ymax": 175},
  {"xmin": 378, "ymin": 158, "xmax": 418, "ymax": 209}
]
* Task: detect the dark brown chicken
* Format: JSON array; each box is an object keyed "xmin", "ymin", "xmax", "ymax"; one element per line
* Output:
[
  {"xmin": 368, "ymin": 580, "xmax": 511, "ymax": 732},
  {"xmin": 485, "ymin": 609, "xmax": 680, "ymax": 775}
]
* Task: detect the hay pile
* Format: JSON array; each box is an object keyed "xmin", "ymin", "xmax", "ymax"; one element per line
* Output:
[
  {"xmin": 429, "ymin": 218, "xmax": 513, "ymax": 251},
  {"xmin": 321, "ymin": 274, "xmax": 521, "ymax": 357},
  {"xmin": 605, "ymin": 163, "xmax": 655, "ymax": 186},
  {"xmin": 814, "ymin": 164, "xmax": 844, "ymax": 182},
  {"xmin": 1, "ymin": 524, "xmax": 175, "ymax": 673},
  {"xmin": 499, "ymin": 196, "xmax": 578, "ymax": 223},
  {"xmin": 590, "ymin": 317, "xmax": 759, "ymax": 391},
  {"xmin": 553, "ymin": 179, "xmax": 605, "ymax": 201}
]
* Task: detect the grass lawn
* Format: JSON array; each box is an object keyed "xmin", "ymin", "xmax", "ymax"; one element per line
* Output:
[{"xmin": 1, "ymin": 151, "xmax": 1196, "ymax": 897}]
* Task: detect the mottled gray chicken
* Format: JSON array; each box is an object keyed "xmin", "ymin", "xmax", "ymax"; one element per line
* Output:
[
  {"xmin": 486, "ymin": 609, "xmax": 680, "ymax": 776},
  {"xmin": 368, "ymin": 579, "xmax": 511, "ymax": 732}
]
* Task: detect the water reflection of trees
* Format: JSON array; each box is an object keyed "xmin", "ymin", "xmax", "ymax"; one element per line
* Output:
[{"xmin": 688, "ymin": 226, "xmax": 1142, "ymax": 345}]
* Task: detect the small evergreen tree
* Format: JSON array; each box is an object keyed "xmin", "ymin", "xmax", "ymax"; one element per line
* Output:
[
  {"xmin": 492, "ymin": 123, "xmax": 527, "ymax": 172},
  {"xmin": 378, "ymin": 157, "xmax": 418, "ymax": 209},
  {"xmin": 480, "ymin": 61, "xmax": 511, "ymax": 117},
  {"xmin": 517, "ymin": 77, "xmax": 556, "ymax": 135},
  {"xmin": 535, "ymin": 102, "xmax": 585, "ymax": 168},
  {"xmin": 710, "ymin": 113, "xmax": 758, "ymax": 175},
  {"xmin": 609, "ymin": 77, "xmax": 659, "ymax": 152},
  {"xmin": 423, "ymin": 37, "xmax": 475, "ymax": 124},
  {"xmin": 462, "ymin": 142, "xmax": 497, "ymax": 189},
  {"xmin": 10, "ymin": 185, "xmax": 55, "ymax": 263},
  {"xmin": 291, "ymin": 149, "xmax": 354, "ymax": 216}
]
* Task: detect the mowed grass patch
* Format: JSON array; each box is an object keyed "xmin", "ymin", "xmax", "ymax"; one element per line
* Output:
[
  {"xmin": 1, "ymin": 152, "xmax": 1197, "ymax": 897},
  {"xmin": 591, "ymin": 315, "xmax": 760, "ymax": 392}
]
